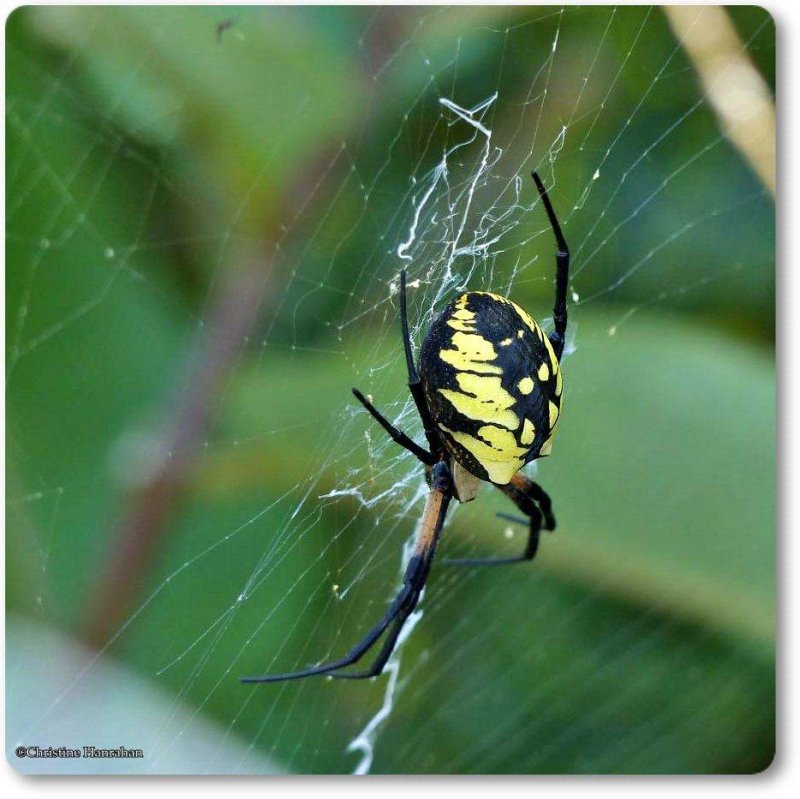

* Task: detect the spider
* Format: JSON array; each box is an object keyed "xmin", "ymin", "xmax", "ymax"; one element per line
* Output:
[{"xmin": 242, "ymin": 171, "xmax": 568, "ymax": 683}]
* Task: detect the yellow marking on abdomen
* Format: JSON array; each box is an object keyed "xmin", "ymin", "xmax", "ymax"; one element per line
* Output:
[
  {"xmin": 520, "ymin": 418, "xmax": 536, "ymax": 445},
  {"xmin": 517, "ymin": 376, "xmax": 534, "ymax": 395},
  {"xmin": 438, "ymin": 372, "xmax": 519, "ymax": 430},
  {"xmin": 446, "ymin": 302, "xmax": 478, "ymax": 333},
  {"xmin": 555, "ymin": 367, "xmax": 563, "ymax": 397},
  {"xmin": 442, "ymin": 423, "xmax": 528, "ymax": 485},
  {"xmin": 545, "ymin": 334, "xmax": 559, "ymax": 371},
  {"xmin": 447, "ymin": 318, "xmax": 477, "ymax": 332},
  {"xmin": 549, "ymin": 401, "xmax": 559, "ymax": 428},
  {"xmin": 470, "ymin": 291, "xmax": 510, "ymax": 304},
  {"xmin": 538, "ymin": 362, "xmax": 549, "ymax": 381},
  {"xmin": 542, "ymin": 390, "xmax": 563, "ymax": 457},
  {"xmin": 439, "ymin": 332, "xmax": 503, "ymax": 374}
]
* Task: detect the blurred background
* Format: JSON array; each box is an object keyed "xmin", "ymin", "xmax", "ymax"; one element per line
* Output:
[{"xmin": 6, "ymin": 5, "xmax": 774, "ymax": 775}]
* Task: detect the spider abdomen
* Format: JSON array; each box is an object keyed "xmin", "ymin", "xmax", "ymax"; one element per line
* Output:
[{"xmin": 419, "ymin": 291, "xmax": 563, "ymax": 486}]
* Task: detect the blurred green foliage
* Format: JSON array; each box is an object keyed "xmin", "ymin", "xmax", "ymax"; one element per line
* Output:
[{"xmin": 6, "ymin": 5, "xmax": 774, "ymax": 774}]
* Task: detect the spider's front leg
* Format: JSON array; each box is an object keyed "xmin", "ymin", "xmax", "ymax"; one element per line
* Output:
[
  {"xmin": 445, "ymin": 472, "xmax": 556, "ymax": 566},
  {"xmin": 349, "ymin": 269, "xmax": 445, "ymax": 468},
  {"xmin": 351, "ymin": 388, "xmax": 434, "ymax": 465},
  {"xmin": 531, "ymin": 171, "xmax": 570, "ymax": 361}
]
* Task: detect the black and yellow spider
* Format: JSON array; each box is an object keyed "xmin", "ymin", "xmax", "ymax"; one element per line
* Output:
[{"xmin": 242, "ymin": 172, "xmax": 568, "ymax": 683}]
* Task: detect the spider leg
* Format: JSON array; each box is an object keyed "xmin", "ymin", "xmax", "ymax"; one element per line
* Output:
[
  {"xmin": 328, "ymin": 596, "xmax": 417, "ymax": 680},
  {"xmin": 241, "ymin": 462, "xmax": 453, "ymax": 683},
  {"xmin": 352, "ymin": 388, "xmax": 434, "ymax": 465},
  {"xmin": 514, "ymin": 475, "xmax": 556, "ymax": 531},
  {"xmin": 331, "ymin": 467, "xmax": 451, "ymax": 679},
  {"xmin": 444, "ymin": 473, "xmax": 556, "ymax": 566},
  {"xmin": 531, "ymin": 172, "xmax": 570, "ymax": 361},
  {"xmin": 496, "ymin": 511, "xmax": 527, "ymax": 526},
  {"xmin": 400, "ymin": 269, "xmax": 444, "ymax": 457},
  {"xmin": 444, "ymin": 505, "xmax": 542, "ymax": 567},
  {"xmin": 331, "ymin": 463, "xmax": 451, "ymax": 679},
  {"xmin": 240, "ymin": 584, "xmax": 414, "ymax": 683}
]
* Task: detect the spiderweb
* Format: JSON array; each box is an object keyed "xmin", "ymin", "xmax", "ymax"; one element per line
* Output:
[{"xmin": 6, "ymin": 5, "xmax": 775, "ymax": 775}]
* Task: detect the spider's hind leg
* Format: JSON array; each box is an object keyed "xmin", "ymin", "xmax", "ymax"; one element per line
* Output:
[
  {"xmin": 445, "ymin": 473, "xmax": 556, "ymax": 566},
  {"xmin": 330, "ymin": 461, "xmax": 453, "ymax": 679},
  {"xmin": 328, "ymin": 591, "xmax": 419, "ymax": 680},
  {"xmin": 240, "ymin": 462, "xmax": 454, "ymax": 683}
]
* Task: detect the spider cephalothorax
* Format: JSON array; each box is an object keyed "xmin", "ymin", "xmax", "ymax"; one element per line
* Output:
[{"xmin": 243, "ymin": 171, "xmax": 569, "ymax": 684}]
